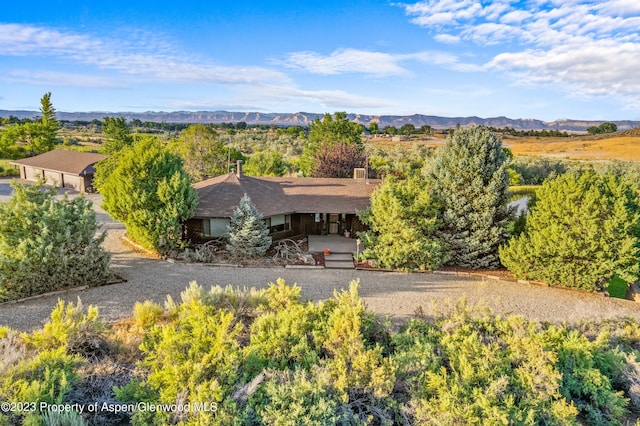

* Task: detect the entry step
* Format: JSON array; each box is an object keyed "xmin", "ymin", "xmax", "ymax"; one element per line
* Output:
[
  {"xmin": 325, "ymin": 260, "xmax": 355, "ymax": 269},
  {"xmin": 325, "ymin": 253, "xmax": 353, "ymax": 261}
]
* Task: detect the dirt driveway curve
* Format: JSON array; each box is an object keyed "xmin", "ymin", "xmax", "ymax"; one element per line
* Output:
[{"xmin": 0, "ymin": 187, "xmax": 638, "ymax": 331}]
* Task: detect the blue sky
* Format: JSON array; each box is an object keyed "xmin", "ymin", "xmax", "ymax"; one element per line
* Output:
[{"xmin": 1, "ymin": 0, "xmax": 639, "ymax": 121}]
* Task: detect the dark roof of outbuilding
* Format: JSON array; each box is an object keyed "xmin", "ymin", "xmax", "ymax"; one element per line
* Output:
[
  {"xmin": 192, "ymin": 173, "xmax": 380, "ymax": 218},
  {"xmin": 10, "ymin": 150, "xmax": 108, "ymax": 176}
]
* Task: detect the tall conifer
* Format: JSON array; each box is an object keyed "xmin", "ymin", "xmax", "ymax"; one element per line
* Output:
[{"xmin": 429, "ymin": 126, "xmax": 513, "ymax": 268}]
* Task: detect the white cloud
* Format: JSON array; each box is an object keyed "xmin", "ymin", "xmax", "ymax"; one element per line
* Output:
[
  {"xmin": 238, "ymin": 84, "xmax": 395, "ymax": 110},
  {"xmin": 0, "ymin": 23, "xmax": 289, "ymax": 86},
  {"xmin": 400, "ymin": 1, "xmax": 640, "ymax": 105},
  {"xmin": 284, "ymin": 47, "xmax": 476, "ymax": 75},
  {"xmin": 284, "ymin": 48, "xmax": 410, "ymax": 76},
  {"xmin": 2, "ymin": 70, "xmax": 128, "ymax": 88},
  {"xmin": 434, "ymin": 33, "xmax": 461, "ymax": 44}
]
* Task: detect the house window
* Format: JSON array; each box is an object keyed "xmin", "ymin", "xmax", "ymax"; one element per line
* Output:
[
  {"xmin": 203, "ymin": 218, "xmax": 231, "ymax": 237},
  {"xmin": 267, "ymin": 214, "xmax": 291, "ymax": 233}
]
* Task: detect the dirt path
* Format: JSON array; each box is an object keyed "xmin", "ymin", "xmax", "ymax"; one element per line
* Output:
[{"xmin": 0, "ymin": 191, "xmax": 638, "ymax": 331}]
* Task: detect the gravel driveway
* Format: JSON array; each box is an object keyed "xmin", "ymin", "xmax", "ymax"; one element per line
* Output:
[{"xmin": 0, "ymin": 189, "xmax": 639, "ymax": 331}]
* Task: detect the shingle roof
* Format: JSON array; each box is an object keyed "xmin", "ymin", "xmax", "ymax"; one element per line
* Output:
[
  {"xmin": 10, "ymin": 150, "xmax": 108, "ymax": 176},
  {"xmin": 192, "ymin": 173, "xmax": 380, "ymax": 218}
]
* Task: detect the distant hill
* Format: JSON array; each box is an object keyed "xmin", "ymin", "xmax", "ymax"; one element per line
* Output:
[{"xmin": 2, "ymin": 109, "xmax": 639, "ymax": 132}]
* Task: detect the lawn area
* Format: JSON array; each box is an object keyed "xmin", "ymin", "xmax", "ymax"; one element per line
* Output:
[
  {"xmin": 607, "ymin": 275, "xmax": 629, "ymax": 299},
  {"xmin": 509, "ymin": 185, "xmax": 539, "ymax": 201}
]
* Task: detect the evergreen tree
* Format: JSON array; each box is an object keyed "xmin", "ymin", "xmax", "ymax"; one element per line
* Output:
[
  {"xmin": 429, "ymin": 126, "xmax": 513, "ymax": 268},
  {"xmin": 226, "ymin": 195, "xmax": 272, "ymax": 257},
  {"xmin": 358, "ymin": 176, "xmax": 447, "ymax": 271},
  {"xmin": 95, "ymin": 136, "xmax": 196, "ymax": 252},
  {"xmin": 0, "ymin": 182, "xmax": 110, "ymax": 301},
  {"xmin": 101, "ymin": 116, "xmax": 133, "ymax": 154},
  {"xmin": 499, "ymin": 172, "xmax": 640, "ymax": 291},
  {"xmin": 33, "ymin": 92, "xmax": 59, "ymax": 154}
]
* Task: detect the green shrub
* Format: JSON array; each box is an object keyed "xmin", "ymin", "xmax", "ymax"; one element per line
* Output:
[
  {"xmin": 24, "ymin": 298, "xmax": 110, "ymax": 358},
  {"xmin": 0, "ymin": 347, "xmax": 83, "ymax": 425},
  {"xmin": 249, "ymin": 368, "xmax": 343, "ymax": 425},
  {"xmin": 0, "ymin": 182, "xmax": 111, "ymax": 301},
  {"xmin": 42, "ymin": 410, "xmax": 86, "ymax": 426},
  {"xmin": 393, "ymin": 299, "xmax": 631, "ymax": 425},
  {"xmin": 132, "ymin": 300, "xmax": 165, "ymax": 329},
  {"xmin": 244, "ymin": 302, "xmax": 321, "ymax": 374},
  {"xmin": 135, "ymin": 293, "xmax": 243, "ymax": 424},
  {"xmin": 358, "ymin": 175, "xmax": 447, "ymax": 271},
  {"xmin": 39, "ymin": 279, "xmax": 632, "ymax": 426},
  {"xmin": 95, "ymin": 136, "xmax": 196, "ymax": 253},
  {"xmin": 500, "ymin": 172, "xmax": 640, "ymax": 291}
]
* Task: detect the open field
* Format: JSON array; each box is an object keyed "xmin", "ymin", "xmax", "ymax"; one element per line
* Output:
[
  {"xmin": 504, "ymin": 135, "xmax": 640, "ymax": 161},
  {"xmin": 368, "ymin": 130, "xmax": 640, "ymax": 162}
]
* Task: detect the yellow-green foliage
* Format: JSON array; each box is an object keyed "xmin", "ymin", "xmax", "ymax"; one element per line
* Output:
[
  {"xmin": 132, "ymin": 300, "xmax": 164, "ymax": 329},
  {"xmin": 322, "ymin": 284, "xmax": 396, "ymax": 403},
  {"xmin": 0, "ymin": 347, "xmax": 83, "ymax": 425},
  {"xmin": 24, "ymin": 298, "xmax": 109, "ymax": 358},
  {"xmin": 394, "ymin": 300, "xmax": 630, "ymax": 425},
  {"xmin": 4, "ymin": 280, "xmax": 639, "ymax": 425}
]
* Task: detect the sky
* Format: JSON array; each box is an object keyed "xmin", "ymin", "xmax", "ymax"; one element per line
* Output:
[{"xmin": 0, "ymin": 0, "xmax": 639, "ymax": 121}]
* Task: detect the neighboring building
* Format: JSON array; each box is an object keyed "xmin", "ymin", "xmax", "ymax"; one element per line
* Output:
[
  {"xmin": 10, "ymin": 150, "xmax": 108, "ymax": 192},
  {"xmin": 186, "ymin": 162, "xmax": 379, "ymax": 240}
]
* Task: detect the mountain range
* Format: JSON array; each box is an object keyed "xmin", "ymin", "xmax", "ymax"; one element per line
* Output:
[{"xmin": 2, "ymin": 110, "xmax": 639, "ymax": 132}]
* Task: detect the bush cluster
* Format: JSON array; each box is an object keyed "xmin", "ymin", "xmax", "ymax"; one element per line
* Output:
[
  {"xmin": 0, "ymin": 182, "xmax": 110, "ymax": 301},
  {"xmin": 500, "ymin": 172, "xmax": 640, "ymax": 291},
  {"xmin": 3, "ymin": 281, "xmax": 638, "ymax": 425}
]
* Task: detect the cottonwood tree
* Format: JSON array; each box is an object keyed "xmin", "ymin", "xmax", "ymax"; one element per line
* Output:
[
  {"xmin": 226, "ymin": 195, "xmax": 272, "ymax": 257},
  {"xmin": 429, "ymin": 126, "xmax": 513, "ymax": 268},
  {"xmin": 300, "ymin": 112, "xmax": 363, "ymax": 175},
  {"xmin": 358, "ymin": 176, "xmax": 447, "ymax": 271},
  {"xmin": 244, "ymin": 151, "xmax": 287, "ymax": 177},
  {"xmin": 0, "ymin": 182, "xmax": 110, "ymax": 301},
  {"xmin": 499, "ymin": 172, "xmax": 640, "ymax": 291},
  {"xmin": 170, "ymin": 124, "xmax": 231, "ymax": 181},
  {"xmin": 96, "ymin": 136, "xmax": 196, "ymax": 252}
]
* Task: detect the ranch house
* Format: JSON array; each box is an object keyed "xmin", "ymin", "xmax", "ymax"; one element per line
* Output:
[{"xmin": 185, "ymin": 162, "xmax": 379, "ymax": 241}]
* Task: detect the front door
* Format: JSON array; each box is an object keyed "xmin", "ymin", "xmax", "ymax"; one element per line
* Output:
[{"xmin": 328, "ymin": 213, "xmax": 340, "ymax": 234}]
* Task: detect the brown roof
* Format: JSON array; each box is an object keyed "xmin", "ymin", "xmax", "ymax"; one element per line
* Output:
[
  {"xmin": 10, "ymin": 150, "xmax": 108, "ymax": 176},
  {"xmin": 192, "ymin": 173, "xmax": 380, "ymax": 218}
]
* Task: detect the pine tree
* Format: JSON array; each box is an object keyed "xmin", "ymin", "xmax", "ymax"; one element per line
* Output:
[
  {"xmin": 0, "ymin": 182, "xmax": 110, "ymax": 301},
  {"xmin": 95, "ymin": 136, "xmax": 196, "ymax": 252},
  {"xmin": 226, "ymin": 195, "xmax": 272, "ymax": 257},
  {"xmin": 358, "ymin": 176, "xmax": 447, "ymax": 271},
  {"xmin": 429, "ymin": 126, "xmax": 513, "ymax": 268},
  {"xmin": 499, "ymin": 172, "xmax": 640, "ymax": 291}
]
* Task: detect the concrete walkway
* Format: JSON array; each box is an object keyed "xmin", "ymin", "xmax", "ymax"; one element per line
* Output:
[
  {"xmin": 308, "ymin": 235, "xmax": 357, "ymax": 253},
  {"xmin": 308, "ymin": 235, "xmax": 357, "ymax": 269}
]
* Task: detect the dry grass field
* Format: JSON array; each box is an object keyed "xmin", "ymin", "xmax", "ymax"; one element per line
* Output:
[
  {"xmin": 504, "ymin": 134, "xmax": 640, "ymax": 161},
  {"xmin": 369, "ymin": 129, "xmax": 640, "ymax": 161}
]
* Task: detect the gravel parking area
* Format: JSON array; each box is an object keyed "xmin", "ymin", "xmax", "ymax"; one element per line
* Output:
[{"xmin": 0, "ymin": 188, "xmax": 639, "ymax": 331}]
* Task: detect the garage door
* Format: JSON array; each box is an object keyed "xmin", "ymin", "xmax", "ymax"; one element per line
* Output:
[
  {"xmin": 63, "ymin": 174, "xmax": 83, "ymax": 191},
  {"xmin": 24, "ymin": 167, "xmax": 42, "ymax": 181},
  {"xmin": 44, "ymin": 170, "xmax": 62, "ymax": 187}
]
